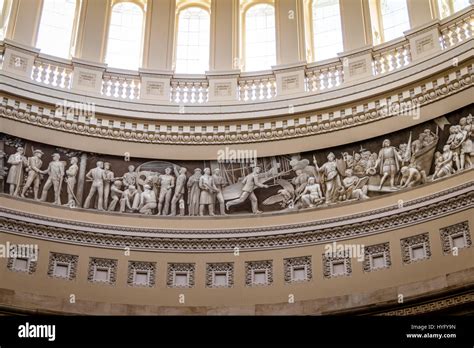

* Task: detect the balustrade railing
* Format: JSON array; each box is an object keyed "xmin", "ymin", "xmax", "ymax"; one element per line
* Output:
[
  {"xmin": 0, "ymin": 7, "xmax": 471, "ymax": 106},
  {"xmin": 31, "ymin": 56, "xmax": 73, "ymax": 89},
  {"xmin": 170, "ymin": 78, "xmax": 209, "ymax": 104},
  {"xmin": 102, "ymin": 72, "xmax": 141, "ymax": 100},
  {"xmin": 305, "ymin": 60, "xmax": 344, "ymax": 92},
  {"xmin": 238, "ymin": 74, "xmax": 276, "ymax": 101},
  {"xmin": 372, "ymin": 40, "xmax": 412, "ymax": 75}
]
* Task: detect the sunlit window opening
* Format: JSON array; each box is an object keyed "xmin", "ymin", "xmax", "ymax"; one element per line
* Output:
[
  {"xmin": 438, "ymin": 0, "xmax": 471, "ymax": 18},
  {"xmin": 0, "ymin": 0, "xmax": 8, "ymax": 40},
  {"xmin": 36, "ymin": 0, "xmax": 77, "ymax": 58},
  {"xmin": 380, "ymin": 0, "xmax": 410, "ymax": 42},
  {"xmin": 312, "ymin": 0, "xmax": 343, "ymax": 61},
  {"xmin": 244, "ymin": 3, "xmax": 276, "ymax": 72},
  {"xmin": 175, "ymin": 7, "xmax": 210, "ymax": 74},
  {"xmin": 105, "ymin": 2, "xmax": 144, "ymax": 70}
]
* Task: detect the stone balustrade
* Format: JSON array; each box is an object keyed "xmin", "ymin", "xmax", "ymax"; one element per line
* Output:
[{"xmin": 0, "ymin": 6, "xmax": 472, "ymax": 107}]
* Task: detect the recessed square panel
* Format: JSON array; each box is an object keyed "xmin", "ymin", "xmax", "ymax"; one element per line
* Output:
[
  {"xmin": 94, "ymin": 268, "xmax": 109, "ymax": 282},
  {"xmin": 332, "ymin": 262, "xmax": 345, "ymax": 276},
  {"xmin": 371, "ymin": 255, "xmax": 385, "ymax": 269},
  {"xmin": 452, "ymin": 235, "xmax": 466, "ymax": 249},
  {"xmin": 213, "ymin": 272, "xmax": 228, "ymax": 287},
  {"xmin": 411, "ymin": 245, "xmax": 425, "ymax": 260},
  {"xmin": 54, "ymin": 263, "xmax": 69, "ymax": 278},
  {"xmin": 135, "ymin": 271, "xmax": 149, "ymax": 286},
  {"xmin": 13, "ymin": 258, "xmax": 29, "ymax": 271},
  {"xmin": 293, "ymin": 267, "xmax": 306, "ymax": 281},
  {"xmin": 253, "ymin": 270, "xmax": 267, "ymax": 285},
  {"xmin": 175, "ymin": 272, "xmax": 188, "ymax": 287}
]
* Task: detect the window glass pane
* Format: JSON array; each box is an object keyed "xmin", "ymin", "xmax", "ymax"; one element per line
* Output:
[
  {"xmin": 36, "ymin": 0, "xmax": 77, "ymax": 58},
  {"xmin": 452, "ymin": 0, "xmax": 470, "ymax": 12},
  {"xmin": 244, "ymin": 4, "xmax": 276, "ymax": 72},
  {"xmin": 175, "ymin": 7, "xmax": 210, "ymax": 74},
  {"xmin": 380, "ymin": 0, "xmax": 410, "ymax": 42},
  {"xmin": 312, "ymin": 0, "xmax": 343, "ymax": 61},
  {"xmin": 105, "ymin": 2, "xmax": 143, "ymax": 70}
]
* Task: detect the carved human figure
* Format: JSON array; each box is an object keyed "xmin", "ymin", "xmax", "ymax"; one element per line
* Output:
[
  {"xmin": 120, "ymin": 184, "xmax": 140, "ymax": 213},
  {"xmin": 83, "ymin": 161, "xmax": 105, "ymax": 210},
  {"xmin": 373, "ymin": 139, "xmax": 402, "ymax": 190},
  {"xmin": 300, "ymin": 177, "xmax": 324, "ymax": 208},
  {"xmin": 199, "ymin": 168, "xmax": 218, "ymax": 216},
  {"xmin": 39, "ymin": 153, "xmax": 65, "ymax": 204},
  {"xmin": 458, "ymin": 117, "xmax": 473, "ymax": 170},
  {"xmin": 156, "ymin": 167, "xmax": 175, "ymax": 216},
  {"xmin": 21, "ymin": 149, "xmax": 44, "ymax": 200},
  {"xmin": 187, "ymin": 168, "xmax": 202, "ymax": 216},
  {"xmin": 138, "ymin": 184, "xmax": 157, "ymax": 215},
  {"xmin": 399, "ymin": 166, "xmax": 425, "ymax": 188},
  {"xmin": 64, "ymin": 157, "xmax": 79, "ymax": 206},
  {"xmin": 433, "ymin": 145, "xmax": 454, "ymax": 180},
  {"xmin": 225, "ymin": 166, "xmax": 269, "ymax": 214},
  {"xmin": 449, "ymin": 125, "xmax": 466, "ymax": 171},
  {"xmin": 103, "ymin": 162, "xmax": 115, "ymax": 209},
  {"xmin": 341, "ymin": 169, "xmax": 369, "ymax": 200},
  {"xmin": 107, "ymin": 180, "xmax": 123, "ymax": 211},
  {"xmin": 170, "ymin": 166, "xmax": 187, "ymax": 216},
  {"xmin": 411, "ymin": 133, "xmax": 426, "ymax": 154},
  {"xmin": 422, "ymin": 129, "xmax": 436, "ymax": 148},
  {"xmin": 212, "ymin": 168, "xmax": 226, "ymax": 215},
  {"xmin": 122, "ymin": 165, "xmax": 137, "ymax": 188},
  {"xmin": 291, "ymin": 169, "xmax": 309, "ymax": 196},
  {"xmin": 313, "ymin": 152, "xmax": 340, "ymax": 204},
  {"xmin": 6, "ymin": 146, "xmax": 27, "ymax": 196}
]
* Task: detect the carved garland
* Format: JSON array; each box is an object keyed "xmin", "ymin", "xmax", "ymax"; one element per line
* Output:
[
  {"xmin": 0, "ymin": 64, "xmax": 471, "ymax": 145},
  {"xmin": 0, "ymin": 189, "xmax": 472, "ymax": 252}
]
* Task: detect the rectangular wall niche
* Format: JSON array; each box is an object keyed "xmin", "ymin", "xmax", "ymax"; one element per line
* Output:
[
  {"xmin": 284, "ymin": 256, "xmax": 312, "ymax": 283},
  {"xmin": 127, "ymin": 261, "xmax": 156, "ymax": 287},
  {"xmin": 401, "ymin": 233, "xmax": 431, "ymax": 264},
  {"xmin": 363, "ymin": 242, "xmax": 391, "ymax": 272},
  {"xmin": 47, "ymin": 252, "xmax": 79, "ymax": 280},
  {"xmin": 440, "ymin": 221, "xmax": 472, "ymax": 255},
  {"xmin": 7, "ymin": 255, "xmax": 38, "ymax": 275},
  {"xmin": 88, "ymin": 257, "xmax": 118, "ymax": 285},
  {"xmin": 245, "ymin": 260, "xmax": 273, "ymax": 287},
  {"xmin": 167, "ymin": 263, "xmax": 195, "ymax": 288},
  {"xmin": 206, "ymin": 263, "xmax": 234, "ymax": 288},
  {"xmin": 323, "ymin": 253, "xmax": 352, "ymax": 278}
]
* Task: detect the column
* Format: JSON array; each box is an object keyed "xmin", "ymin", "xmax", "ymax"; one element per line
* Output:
[
  {"xmin": 7, "ymin": 0, "xmax": 42, "ymax": 47},
  {"xmin": 275, "ymin": 0, "xmax": 305, "ymax": 66},
  {"xmin": 142, "ymin": 0, "xmax": 175, "ymax": 70},
  {"xmin": 406, "ymin": 0, "xmax": 434, "ymax": 29},
  {"xmin": 209, "ymin": 0, "xmax": 235, "ymax": 71},
  {"xmin": 339, "ymin": 0, "xmax": 370, "ymax": 51},
  {"xmin": 74, "ymin": 0, "xmax": 109, "ymax": 62}
]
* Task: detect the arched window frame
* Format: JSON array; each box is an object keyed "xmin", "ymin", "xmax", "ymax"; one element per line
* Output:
[
  {"xmin": 369, "ymin": 0, "xmax": 411, "ymax": 45},
  {"xmin": 104, "ymin": 0, "xmax": 146, "ymax": 70},
  {"xmin": 35, "ymin": 0, "xmax": 82, "ymax": 58},
  {"xmin": 303, "ymin": 0, "xmax": 344, "ymax": 63},
  {"xmin": 173, "ymin": 0, "xmax": 211, "ymax": 74},
  {"xmin": 240, "ymin": 0, "xmax": 277, "ymax": 72}
]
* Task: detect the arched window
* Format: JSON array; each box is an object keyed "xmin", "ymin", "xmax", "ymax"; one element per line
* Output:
[
  {"xmin": 244, "ymin": 3, "xmax": 276, "ymax": 72},
  {"xmin": 175, "ymin": 6, "xmax": 210, "ymax": 74},
  {"xmin": 379, "ymin": 0, "xmax": 410, "ymax": 42},
  {"xmin": 36, "ymin": 0, "xmax": 78, "ymax": 58},
  {"xmin": 311, "ymin": 0, "xmax": 343, "ymax": 61},
  {"xmin": 437, "ymin": 0, "xmax": 471, "ymax": 18},
  {"xmin": 105, "ymin": 2, "xmax": 144, "ymax": 70}
]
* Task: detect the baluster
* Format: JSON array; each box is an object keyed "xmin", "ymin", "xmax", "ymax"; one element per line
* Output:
[
  {"xmin": 133, "ymin": 80, "xmax": 140, "ymax": 99},
  {"xmin": 270, "ymin": 78, "xmax": 276, "ymax": 98},
  {"xmin": 32, "ymin": 61, "xmax": 41, "ymax": 81},
  {"xmin": 238, "ymin": 81, "xmax": 245, "ymax": 101},
  {"xmin": 170, "ymin": 81, "xmax": 178, "ymax": 102},
  {"xmin": 202, "ymin": 81, "xmax": 209, "ymax": 103}
]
